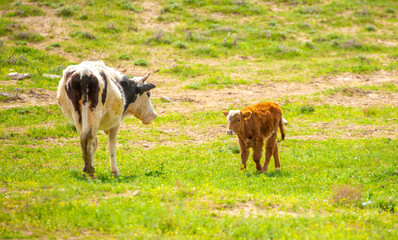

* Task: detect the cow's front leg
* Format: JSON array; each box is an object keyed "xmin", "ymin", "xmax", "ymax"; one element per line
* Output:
[
  {"xmin": 252, "ymin": 142, "xmax": 263, "ymax": 171},
  {"xmin": 238, "ymin": 137, "xmax": 249, "ymax": 170},
  {"xmin": 80, "ymin": 128, "xmax": 97, "ymax": 179},
  {"xmin": 107, "ymin": 124, "xmax": 121, "ymax": 176}
]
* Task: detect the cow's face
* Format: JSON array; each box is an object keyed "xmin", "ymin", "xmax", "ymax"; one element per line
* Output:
[
  {"xmin": 223, "ymin": 110, "xmax": 252, "ymax": 135},
  {"xmin": 125, "ymin": 74, "xmax": 157, "ymax": 125}
]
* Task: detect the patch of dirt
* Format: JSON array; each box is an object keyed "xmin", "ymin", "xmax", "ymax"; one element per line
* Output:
[
  {"xmin": 0, "ymin": 80, "xmax": 18, "ymax": 86},
  {"xmin": 118, "ymin": 122, "xmax": 227, "ymax": 149},
  {"xmin": 0, "ymin": 89, "xmax": 57, "ymax": 109},
  {"xmin": 322, "ymin": 90, "xmax": 398, "ymax": 108},
  {"xmin": 289, "ymin": 122, "xmax": 398, "ymax": 141},
  {"xmin": 213, "ymin": 201, "xmax": 307, "ymax": 218}
]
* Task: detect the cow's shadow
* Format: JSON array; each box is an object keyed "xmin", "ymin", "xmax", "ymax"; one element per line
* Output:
[{"xmin": 69, "ymin": 169, "xmax": 137, "ymax": 183}]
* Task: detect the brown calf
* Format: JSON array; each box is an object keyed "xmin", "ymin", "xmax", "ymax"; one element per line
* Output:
[{"xmin": 223, "ymin": 102, "xmax": 286, "ymax": 172}]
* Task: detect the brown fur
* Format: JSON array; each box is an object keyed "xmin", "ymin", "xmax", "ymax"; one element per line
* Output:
[{"xmin": 223, "ymin": 102, "xmax": 285, "ymax": 172}]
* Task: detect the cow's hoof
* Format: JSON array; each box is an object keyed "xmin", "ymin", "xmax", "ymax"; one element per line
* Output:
[
  {"xmin": 275, "ymin": 167, "xmax": 281, "ymax": 171},
  {"xmin": 111, "ymin": 170, "xmax": 121, "ymax": 176},
  {"xmin": 82, "ymin": 172, "xmax": 96, "ymax": 180}
]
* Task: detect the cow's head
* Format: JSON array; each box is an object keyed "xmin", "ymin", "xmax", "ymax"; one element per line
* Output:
[
  {"xmin": 123, "ymin": 73, "xmax": 157, "ymax": 125},
  {"xmin": 223, "ymin": 110, "xmax": 252, "ymax": 135}
]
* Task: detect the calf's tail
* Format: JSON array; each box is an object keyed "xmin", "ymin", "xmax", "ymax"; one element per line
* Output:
[{"xmin": 279, "ymin": 117, "xmax": 286, "ymax": 141}]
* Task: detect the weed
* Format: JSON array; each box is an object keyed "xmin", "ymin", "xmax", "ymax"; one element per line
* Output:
[
  {"xmin": 147, "ymin": 30, "xmax": 172, "ymax": 45},
  {"xmin": 134, "ymin": 59, "xmax": 149, "ymax": 66},
  {"xmin": 365, "ymin": 25, "xmax": 376, "ymax": 31},
  {"xmin": 193, "ymin": 45, "xmax": 218, "ymax": 57},
  {"xmin": 7, "ymin": 4, "xmax": 45, "ymax": 17},
  {"xmin": 119, "ymin": 0, "xmax": 143, "ymax": 12},
  {"xmin": 56, "ymin": 6, "xmax": 79, "ymax": 17},
  {"xmin": 13, "ymin": 31, "xmax": 44, "ymax": 42},
  {"xmin": 384, "ymin": 8, "xmax": 395, "ymax": 14},
  {"xmin": 300, "ymin": 105, "xmax": 315, "ymax": 114},
  {"xmin": 172, "ymin": 41, "xmax": 189, "ymax": 49},
  {"xmin": 70, "ymin": 31, "xmax": 96, "ymax": 40},
  {"xmin": 119, "ymin": 53, "xmax": 130, "ymax": 60},
  {"xmin": 332, "ymin": 184, "xmax": 363, "ymax": 205},
  {"xmin": 305, "ymin": 42, "xmax": 315, "ymax": 49},
  {"xmin": 161, "ymin": 1, "xmax": 183, "ymax": 14}
]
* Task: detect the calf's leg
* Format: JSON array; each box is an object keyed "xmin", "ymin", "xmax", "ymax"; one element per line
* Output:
[
  {"xmin": 273, "ymin": 139, "xmax": 281, "ymax": 170},
  {"xmin": 252, "ymin": 142, "xmax": 264, "ymax": 171},
  {"xmin": 107, "ymin": 124, "xmax": 121, "ymax": 176},
  {"xmin": 262, "ymin": 135, "xmax": 276, "ymax": 172},
  {"xmin": 238, "ymin": 138, "xmax": 249, "ymax": 170}
]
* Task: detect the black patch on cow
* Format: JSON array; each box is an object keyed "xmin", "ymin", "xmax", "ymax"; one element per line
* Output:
[
  {"xmin": 100, "ymin": 72, "xmax": 107, "ymax": 105},
  {"xmin": 65, "ymin": 70, "xmax": 75, "ymax": 81},
  {"xmin": 119, "ymin": 76, "xmax": 140, "ymax": 112},
  {"xmin": 65, "ymin": 72, "xmax": 100, "ymax": 123}
]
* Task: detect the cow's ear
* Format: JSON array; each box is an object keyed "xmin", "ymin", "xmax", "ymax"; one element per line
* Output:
[
  {"xmin": 223, "ymin": 111, "xmax": 229, "ymax": 117},
  {"xmin": 243, "ymin": 111, "xmax": 252, "ymax": 120},
  {"xmin": 137, "ymin": 83, "xmax": 156, "ymax": 93}
]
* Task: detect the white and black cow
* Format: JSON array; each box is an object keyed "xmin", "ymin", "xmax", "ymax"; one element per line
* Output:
[{"xmin": 57, "ymin": 61, "xmax": 157, "ymax": 178}]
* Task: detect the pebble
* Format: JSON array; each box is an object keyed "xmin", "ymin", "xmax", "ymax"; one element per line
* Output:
[
  {"xmin": 160, "ymin": 96, "xmax": 170, "ymax": 102},
  {"xmin": 43, "ymin": 74, "xmax": 61, "ymax": 79},
  {"xmin": 7, "ymin": 72, "xmax": 30, "ymax": 80}
]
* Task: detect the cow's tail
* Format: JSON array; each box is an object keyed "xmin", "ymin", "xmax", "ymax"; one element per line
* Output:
[
  {"xmin": 279, "ymin": 117, "xmax": 287, "ymax": 141},
  {"xmin": 65, "ymin": 69, "xmax": 99, "ymax": 165}
]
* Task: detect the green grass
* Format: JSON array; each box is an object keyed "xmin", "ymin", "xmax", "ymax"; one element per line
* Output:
[{"xmin": 1, "ymin": 0, "xmax": 398, "ymax": 238}]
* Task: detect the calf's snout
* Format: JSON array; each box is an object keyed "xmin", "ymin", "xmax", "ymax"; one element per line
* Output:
[{"xmin": 226, "ymin": 129, "xmax": 235, "ymax": 135}]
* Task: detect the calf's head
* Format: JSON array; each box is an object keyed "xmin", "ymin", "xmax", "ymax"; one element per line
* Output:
[
  {"xmin": 223, "ymin": 110, "xmax": 252, "ymax": 135},
  {"xmin": 122, "ymin": 73, "xmax": 157, "ymax": 125}
]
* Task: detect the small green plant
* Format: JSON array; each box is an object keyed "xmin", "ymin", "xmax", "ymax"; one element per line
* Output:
[
  {"xmin": 70, "ymin": 31, "xmax": 96, "ymax": 40},
  {"xmin": 7, "ymin": 4, "xmax": 45, "ymax": 17},
  {"xmin": 193, "ymin": 45, "xmax": 218, "ymax": 57},
  {"xmin": 119, "ymin": 53, "xmax": 130, "ymax": 60},
  {"xmin": 56, "ymin": 6, "xmax": 79, "ymax": 17},
  {"xmin": 305, "ymin": 41, "xmax": 315, "ymax": 49},
  {"xmin": 146, "ymin": 30, "xmax": 172, "ymax": 44},
  {"xmin": 160, "ymin": 1, "xmax": 183, "ymax": 14},
  {"xmin": 332, "ymin": 184, "xmax": 363, "ymax": 205},
  {"xmin": 365, "ymin": 25, "xmax": 376, "ymax": 31},
  {"xmin": 300, "ymin": 105, "xmax": 315, "ymax": 114},
  {"xmin": 13, "ymin": 31, "xmax": 44, "ymax": 42},
  {"xmin": 134, "ymin": 59, "xmax": 149, "ymax": 66},
  {"xmin": 119, "ymin": 0, "xmax": 143, "ymax": 12},
  {"xmin": 172, "ymin": 41, "xmax": 188, "ymax": 49}
]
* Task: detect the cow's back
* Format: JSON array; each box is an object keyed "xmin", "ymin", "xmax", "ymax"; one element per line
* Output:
[
  {"xmin": 57, "ymin": 61, "xmax": 125, "ymax": 131},
  {"xmin": 242, "ymin": 102, "xmax": 282, "ymax": 137}
]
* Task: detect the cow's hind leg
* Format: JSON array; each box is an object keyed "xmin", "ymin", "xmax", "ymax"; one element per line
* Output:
[
  {"xmin": 262, "ymin": 135, "xmax": 276, "ymax": 173},
  {"xmin": 273, "ymin": 139, "xmax": 281, "ymax": 170},
  {"xmin": 107, "ymin": 124, "xmax": 121, "ymax": 176},
  {"xmin": 80, "ymin": 127, "xmax": 98, "ymax": 179},
  {"xmin": 252, "ymin": 142, "xmax": 264, "ymax": 171}
]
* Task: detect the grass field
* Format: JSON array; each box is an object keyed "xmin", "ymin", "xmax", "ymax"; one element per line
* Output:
[{"xmin": 0, "ymin": 0, "xmax": 397, "ymax": 239}]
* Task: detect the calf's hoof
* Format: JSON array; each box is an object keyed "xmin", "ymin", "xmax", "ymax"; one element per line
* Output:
[
  {"xmin": 275, "ymin": 167, "xmax": 281, "ymax": 171},
  {"xmin": 111, "ymin": 170, "xmax": 121, "ymax": 176}
]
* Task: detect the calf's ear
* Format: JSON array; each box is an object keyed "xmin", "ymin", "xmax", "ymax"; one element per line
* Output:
[
  {"xmin": 137, "ymin": 83, "xmax": 156, "ymax": 94},
  {"xmin": 223, "ymin": 111, "xmax": 229, "ymax": 117},
  {"xmin": 243, "ymin": 111, "xmax": 252, "ymax": 120}
]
